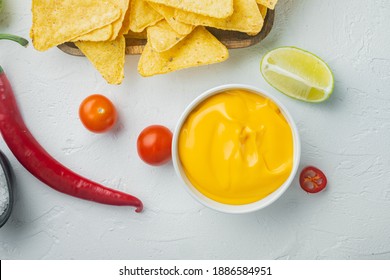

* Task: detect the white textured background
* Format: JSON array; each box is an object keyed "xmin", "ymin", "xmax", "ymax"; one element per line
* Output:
[{"xmin": 1, "ymin": 0, "xmax": 390, "ymax": 259}]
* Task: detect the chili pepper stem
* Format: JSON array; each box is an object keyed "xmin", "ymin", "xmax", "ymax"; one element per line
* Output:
[{"xmin": 0, "ymin": 34, "xmax": 29, "ymax": 47}]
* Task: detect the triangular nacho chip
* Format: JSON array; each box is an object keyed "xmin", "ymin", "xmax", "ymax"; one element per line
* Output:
[
  {"xmin": 175, "ymin": 0, "xmax": 263, "ymax": 34},
  {"xmin": 75, "ymin": 36, "xmax": 126, "ymax": 84},
  {"xmin": 256, "ymin": 0, "xmax": 277, "ymax": 10},
  {"xmin": 129, "ymin": 0, "xmax": 163, "ymax": 32},
  {"xmin": 73, "ymin": 0, "xmax": 130, "ymax": 41},
  {"xmin": 147, "ymin": 20, "xmax": 188, "ymax": 52},
  {"xmin": 146, "ymin": 0, "xmax": 234, "ymax": 19},
  {"xmin": 258, "ymin": 4, "xmax": 268, "ymax": 19},
  {"xmin": 148, "ymin": 2, "xmax": 194, "ymax": 35},
  {"xmin": 118, "ymin": 1, "xmax": 133, "ymax": 37},
  {"xmin": 138, "ymin": 26, "xmax": 229, "ymax": 76},
  {"xmin": 72, "ymin": 25, "xmax": 113, "ymax": 42},
  {"xmin": 31, "ymin": 0, "xmax": 121, "ymax": 51},
  {"xmin": 125, "ymin": 30, "xmax": 148, "ymax": 39},
  {"xmin": 109, "ymin": 0, "xmax": 131, "ymax": 40}
]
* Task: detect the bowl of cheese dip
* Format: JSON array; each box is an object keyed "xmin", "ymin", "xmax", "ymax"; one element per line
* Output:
[{"xmin": 172, "ymin": 84, "xmax": 300, "ymax": 213}]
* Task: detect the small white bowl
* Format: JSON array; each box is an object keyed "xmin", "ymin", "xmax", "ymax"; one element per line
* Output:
[{"xmin": 172, "ymin": 84, "xmax": 301, "ymax": 214}]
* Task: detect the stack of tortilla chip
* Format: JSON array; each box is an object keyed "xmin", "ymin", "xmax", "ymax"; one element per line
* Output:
[{"xmin": 30, "ymin": 0, "xmax": 278, "ymax": 84}]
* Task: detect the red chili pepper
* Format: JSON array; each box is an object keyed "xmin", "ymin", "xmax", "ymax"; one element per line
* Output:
[
  {"xmin": 299, "ymin": 166, "xmax": 327, "ymax": 193},
  {"xmin": 0, "ymin": 66, "xmax": 143, "ymax": 212}
]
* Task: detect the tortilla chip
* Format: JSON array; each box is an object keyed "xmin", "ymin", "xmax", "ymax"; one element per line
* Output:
[
  {"xmin": 118, "ymin": 1, "xmax": 133, "ymax": 37},
  {"xmin": 74, "ymin": 0, "xmax": 129, "ymax": 41},
  {"xmin": 125, "ymin": 30, "xmax": 148, "ymax": 39},
  {"xmin": 256, "ymin": 0, "xmax": 277, "ymax": 10},
  {"xmin": 138, "ymin": 26, "xmax": 229, "ymax": 77},
  {"xmin": 146, "ymin": 0, "xmax": 234, "ymax": 19},
  {"xmin": 72, "ymin": 25, "xmax": 113, "ymax": 42},
  {"xmin": 31, "ymin": 0, "xmax": 121, "ymax": 51},
  {"xmin": 148, "ymin": 2, "xmax": 194, "ymax": 35},
  {"xmin": 129, "ymin": 0, "xmax": 164, "ymax": 33},
  {"xmin": 258, "ymin": 4, "xmax": 268, "ymax": 19},
  {"xmin": 75, "ymin": 36, "xmax": 126, "ymax": 84},
  {"xmin": 175, "ymin": 0, "xmax": 263, "ymax": 34},
  {"xmin": 147, "ymin": 20, "xmax": 188, "ymax": 52},
  {"xmin": 109, "ymin": 0, "xmax": 131, "ymax": 40}
]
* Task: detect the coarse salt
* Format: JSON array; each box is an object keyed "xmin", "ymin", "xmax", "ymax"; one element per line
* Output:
[{"xmin": 0, "ymin": 166, "xmax": 9, "ymax": 216}]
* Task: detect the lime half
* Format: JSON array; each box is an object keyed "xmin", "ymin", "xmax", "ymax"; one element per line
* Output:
[{"xmin": 261, "ymin": 47, "xmax": 334, "ymax": 103}]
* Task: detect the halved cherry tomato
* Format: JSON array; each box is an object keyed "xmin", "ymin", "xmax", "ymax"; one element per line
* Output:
[
  {"xmin": 137, "ymin": 125, "xmax": 173, "ymax": 166},
  {"xmin": 299, "ymin": 166, "xmax": 327, "ymax": 193},
  {"xmin": 79, "ymin": 94, "xmax": 117, "ymax": 133}
]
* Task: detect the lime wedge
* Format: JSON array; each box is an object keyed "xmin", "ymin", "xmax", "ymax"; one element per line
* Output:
[{"xmin": 260, "ymin": 47, "xmax": 334, "ymax": 103}]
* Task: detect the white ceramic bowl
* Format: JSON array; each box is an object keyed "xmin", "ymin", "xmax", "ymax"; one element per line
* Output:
[{"xmin": 172, "ymin": 84, "xmax": 301, "ymax": 214}]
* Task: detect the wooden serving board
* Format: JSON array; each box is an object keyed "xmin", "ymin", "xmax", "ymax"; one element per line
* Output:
[{"xmin": 57, "ymin": 9, "xmax": 274, "ymax": 56}]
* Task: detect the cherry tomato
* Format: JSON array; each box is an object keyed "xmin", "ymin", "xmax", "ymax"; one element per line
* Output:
[
  {"xmin": 137, "ymin": 125, "xmax": 173, "ymax": 166},
  {"xmin": 299, "ymin": 166, "xmax": 327, "ymax": 193},
  {"xmin": 79, "ymin": 94, "xmax": 117, "ymax": 133}
]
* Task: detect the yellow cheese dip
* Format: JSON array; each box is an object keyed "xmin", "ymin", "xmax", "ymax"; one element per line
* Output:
[{"xmin": 178, "ymin": 89, "xmax": 294, "ymax": 205}]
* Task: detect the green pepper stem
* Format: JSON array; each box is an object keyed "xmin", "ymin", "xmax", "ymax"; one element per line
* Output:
[{"xmin": 0, "ymin": 34, "xmax": 29, "ymax": 47}]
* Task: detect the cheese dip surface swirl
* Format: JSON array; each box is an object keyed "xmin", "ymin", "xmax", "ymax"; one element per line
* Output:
[{"xmin": 178, "ymin": 89, "xmax": 294, "ymax": 205}]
